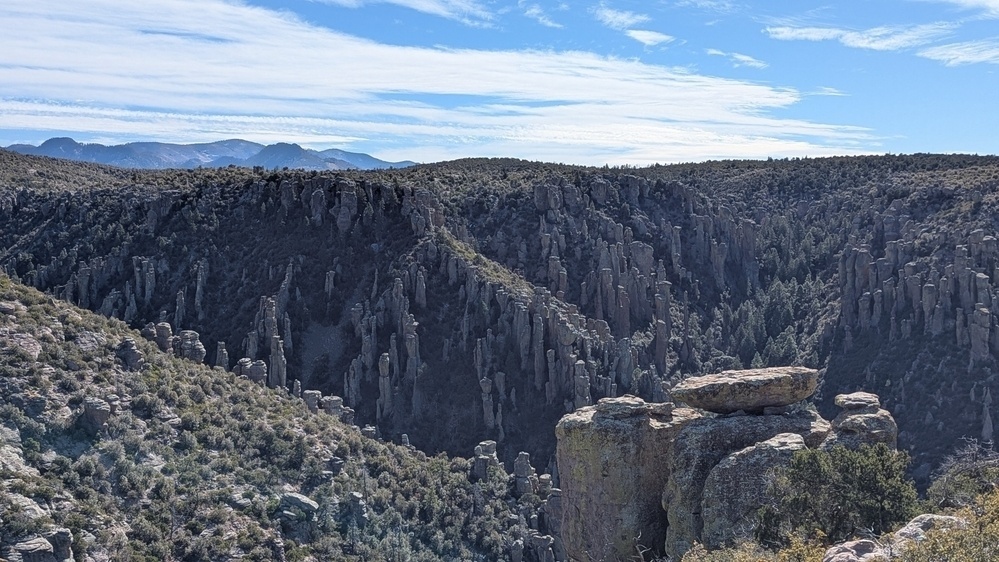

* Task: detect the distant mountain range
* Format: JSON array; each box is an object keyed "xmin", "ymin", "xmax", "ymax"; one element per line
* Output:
[{"xmin": 5, "ymin": 137, "xmax": 417, "ymax": 171}]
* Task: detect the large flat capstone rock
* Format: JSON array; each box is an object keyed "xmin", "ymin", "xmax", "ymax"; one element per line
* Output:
[{"xmin": 672, "ymin": 367, "xmax": 819, "ymax": 414}]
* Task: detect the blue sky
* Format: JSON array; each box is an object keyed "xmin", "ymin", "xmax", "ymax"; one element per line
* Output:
[{"xmin": 0, "ymin": 0, "xmax": 997, "ymax": 164}]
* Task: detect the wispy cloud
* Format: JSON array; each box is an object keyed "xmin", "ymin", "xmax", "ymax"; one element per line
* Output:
[
  {"xmin": 627, "ymin": 30, "xmax": 674, "ymax": 46},
  {"xmin": 520, "ymin": 1, "xmax": 562, "ymax": 28},
  {"xmin": 317, "ymin": 0, "xmax": 492, "ymax": 25},
  {"xmin": 919, "ymin": 38, "xmax": 999, "ymax": 64},
  {"xmin": 928, "ymin": 0, "xmax": 999, "ymax": 17},
  {"xmin": 765, "ymin": 22, "xmax": 956, "ymax": 51},
  {"xmin": 591, "ymin": 4, "xmax": 650, "ymax": 30},
  {"xmin": 0, "ymin": 0, "xmax": 875, "ymax": 164},
  {"xmin": 706, "ymin": 48, "xmax": 767, "ymax": 68},
  {"xmin": 591, "ymin": 4, "xmax": 672, "ymax": 47},
  {"xmin": 675, "ymin": 0, "xmax": 740, "ymax": 13},
  {"xmin": 812, "ymin": 86, "xmax": 848, "ymax": 96}
]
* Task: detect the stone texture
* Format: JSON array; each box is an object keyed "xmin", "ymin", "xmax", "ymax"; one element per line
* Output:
[
  {"xmin": 672, "ymin": 367, "xmax": 819, "ymax": 414},
  {"xmin": 701, "ymin": 433, "xmax": 806, "ymax": 549},
  {"xmin": 556, "ymin": 395, "xmax": 693, "ymax": 562},
  {"xmin": 834, "ymin": 392, "xmax": 880, "ymax": 410},
  {"xmin": 662, "ymin": 409, "xmax": 830, "ymax": 559}
]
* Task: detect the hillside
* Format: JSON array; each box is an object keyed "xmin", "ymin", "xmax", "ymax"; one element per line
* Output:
[
  {"xmin": 0, "ymin": 275, "xmax": 536, "ymax": 561},
  {"xmin": 3, "ymin": 149, "xmax": 999, "ymax": 487}
]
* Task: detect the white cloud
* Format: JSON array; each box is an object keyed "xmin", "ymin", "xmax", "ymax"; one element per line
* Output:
[
  {"xmin": 317, "ymin": 0, "xmax": 492, "ymax": 24},
  {"xmin": 919, "ymin": 38, "xmax": 999, "ymax": 64},
  {"xmin": 626, "ymin": 30, "xmax": 674, "ymax": 46},
  {"xmin": 675, "ymin": 0, "xmax": 739, "ymax": 13},
  {"xmin": 812, "ymin": 86, "xmax": 848, "ymax": 96},
  {"xmin": 592, "ymin": 4, "xmax": 650, "ymax": 30},
  {"xmin": 765, "ymin": 22, "xmax": 956, "ymax": 51},
  {"xmin": 929, "ymin": 0, "xmax": 999, "ymax": 17},
  {"xmin": 707, "ymin": 48, "xmax": 767, "ymax": 68},
  {"xmin": 0, "ymin": 0, "xmax": 876, "ymax": 164},
  {"xmin": 765, "ymin": 26, "xmax": 845, "ymax": 42},
  {"xmin": 521, "ymin": 2, "xmax": 562, "ymax": 28}
]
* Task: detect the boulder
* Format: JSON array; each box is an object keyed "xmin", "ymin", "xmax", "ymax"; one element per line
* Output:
[
  {"xmin": 701, "ymin": 433, "xmax": 806, "ymax": 549},
  {"xmin": 672, "ymin": 367, "xmax": 819, "ymax": 414},
  {"xmin": 556, "ymin": 395, "xmax": 697, "ymax": 562},
  {"xmin": 822, "ymin": 539, "xmax": 886, "ymax": 562},
  {"xmin": 44, "ymin": 527, "xmax": 74, "ymax": 562},
  {"xmin": 662, "ymin": 409, "xmax": 830, "ymax": 559},
  {"xmin": 280, "ymin": 492, "xmax": 319, "ymax": 515},
  {"xmin": 892, "ymin": 513, "xmax": 966, "ymax": 547}
]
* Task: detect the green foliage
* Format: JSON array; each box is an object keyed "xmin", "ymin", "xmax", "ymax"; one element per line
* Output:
[
  {"xmin": 0, "ymin": 278, "xmax": 527, "ymax": 561},
  {"xmin": 758, "ymin": 444, "xmax": 918, "ymax": 546}
]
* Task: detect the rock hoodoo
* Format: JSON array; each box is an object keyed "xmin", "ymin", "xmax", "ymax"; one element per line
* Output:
[
  {"xmin": 556, "ymin": 367, "xmax": 898, "ymax": 561},
  {"xmin": 824, "ymin": 391, "xmax": 898, "ymax": 450}
]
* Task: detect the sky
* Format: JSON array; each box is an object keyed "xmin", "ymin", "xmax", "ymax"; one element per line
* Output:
[{"xmin": 0, "ymin": 0, "xmax": 997, "ymax": 165}]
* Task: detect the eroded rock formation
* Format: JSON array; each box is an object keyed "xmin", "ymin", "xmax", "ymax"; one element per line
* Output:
[{"xmin": 556, "ymin": 367, "xmax": 898, "ymax": 561}]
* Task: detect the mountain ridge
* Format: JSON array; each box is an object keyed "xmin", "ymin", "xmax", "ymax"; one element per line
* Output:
[{"xmin": 6, "ymin": 137, "xmax": 416, "ymax": 171}]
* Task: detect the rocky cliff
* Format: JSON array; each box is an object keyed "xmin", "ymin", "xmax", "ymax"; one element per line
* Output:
[{"xmin": 2, "ymin": 150, "xmax": 998, "ymax": 485}]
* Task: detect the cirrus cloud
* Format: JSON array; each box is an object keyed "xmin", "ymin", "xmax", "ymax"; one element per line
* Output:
[{"xmin": 0, "ymin": 0, "xmax": 876, "ymax": 164}]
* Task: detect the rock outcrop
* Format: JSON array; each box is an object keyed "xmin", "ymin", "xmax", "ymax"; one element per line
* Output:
[
  {"xmin": 700, "ymin": 432, "xmax": 807, "ymax": 549},
  {"xmin": 115, "ymin": 337, "xmax": 144, "ymax": 371},
  {"xmin": 556, "ymin": 395, "xmax": 693, "ymax": 562},
  {"xmin": 557, "ymin": 367, "xmax": 898, "ymax": 561},
  {"xmin": 662, "ymin": 407, "xmax": 829, "ymax": 557}
]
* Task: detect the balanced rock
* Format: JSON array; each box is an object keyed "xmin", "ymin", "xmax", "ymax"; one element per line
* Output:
[
  {"xmin": 825, "ymin": 392, "xmax": 898, "ymax": 450},
  {"xmin": 834, "ymin": 392, "xmax": 880, "ymax": 411},
  {"xmin": 672, "ymin": 367, "xmax": 819, "ymax": 414},
  {"xmin": 556, "ymin": 395, "xmax": 695, "ymax": 562},
  {"xmin": 79, "ymin": 397, "xmax": 112, "ymax": 434}
]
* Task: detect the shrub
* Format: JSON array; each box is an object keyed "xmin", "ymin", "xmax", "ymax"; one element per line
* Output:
[{"xmin": 758, "ymin": 444, "xmax": 918, "ymax": 545}]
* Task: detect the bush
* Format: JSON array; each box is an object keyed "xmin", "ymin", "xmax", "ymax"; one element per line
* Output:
[
  {"xmin": 927, "ymin": 441, "xmax": 999, "ymax": 509},
  {"xmin": 759, "ymin": 444, "xmax": 918, "ymax": 545}
]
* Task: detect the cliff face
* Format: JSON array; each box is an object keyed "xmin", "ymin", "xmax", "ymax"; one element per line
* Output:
[
  {"xmin": 2, "ymin": 150, "xmax": 999, "ymax": 480},
  {"xmin": 555, "ymin": 368, "xmax": 898, "ymax": 561},
  {"xmin": 555, "ymin": 396, "xmax": 697, "ymax": 561}
]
